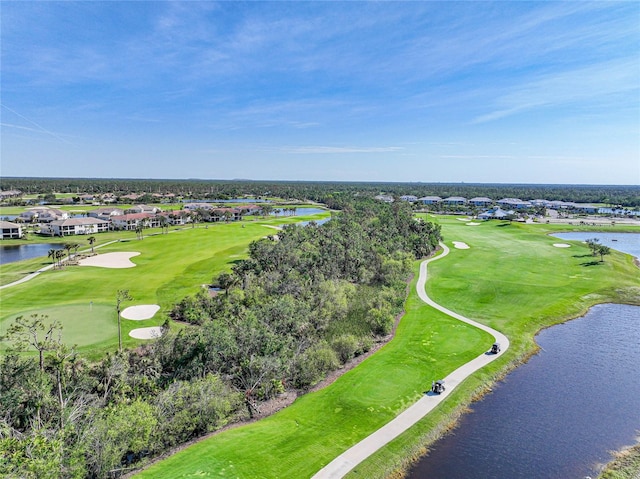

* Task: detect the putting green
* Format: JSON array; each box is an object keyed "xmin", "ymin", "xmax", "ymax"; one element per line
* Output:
[{"xmin": 1, "ymin": 303, "xmax": 116, "ymax": 350}]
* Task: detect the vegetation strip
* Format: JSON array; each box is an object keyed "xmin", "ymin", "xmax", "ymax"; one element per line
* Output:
[{"xmin": 312, "ymin": 242, "xmax": 508, "ymax": 478}]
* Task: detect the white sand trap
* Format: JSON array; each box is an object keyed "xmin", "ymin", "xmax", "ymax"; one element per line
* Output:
[
  {"xmin": 79, "ymin": 252, "xmax": 140, "ymax": 268},
  {"xmin": 121, "ymin": 304, "xmax": 160, "ymax": 320},
  {"xmin": 262, "ymin": 225, "xmax": 282, "ymax": 230},
  {"xmin": 466, "ymin": 222, "xmax": 481, "ymax": 226},
  {"xmin": 553, "ymin": 243, "xmax": 571, "ymax": 248},
  {"xmin": 453, "ymin": 241, "xmax": 470, "ymax": 249},
  {"xmin": 129, "ymin": 326, "xmax": 164, "ymax": 340},
  {"xmin": 457, "ymin": 218, "xmax": 471, "ymax": 221}
]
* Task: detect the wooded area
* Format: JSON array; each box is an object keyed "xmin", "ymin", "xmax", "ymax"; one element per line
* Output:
[
  {"xmin": 0, "ymin": 200, "xmax": 441, "ymax": 478},
  {"xmin": 1, "ymin": 177, "xmax": 638, "ymax": 207}
]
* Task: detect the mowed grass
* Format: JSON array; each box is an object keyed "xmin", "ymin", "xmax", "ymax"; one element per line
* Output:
[
  {"xmin": 137, "ymin": 217, "xmax": 640, "ymax": 479},
  {"xmin": 136, "ymin": 267, "xmax": 493, "ymax": 479},
  {"xmin": 0, "ymin": 221, "xmax": 296, "ymax": 358}
]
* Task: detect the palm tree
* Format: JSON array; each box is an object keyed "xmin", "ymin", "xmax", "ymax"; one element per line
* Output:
[
  {"xmin": 48, "ymin": 248, "xmax": 57, "ymax": 268},
  {"xmin": 55, "ymin": 249, "xmax": 65, "ymax": 268},
  {"xmin": 158, "ymin": 215, "xmax": 169, "ymax": 234},
  {"xmin": 87, "ymin": 236, "xmax": 96, "ymax": 254},
  {"xmin": 116, "ymin": 289, "xmax": 133, "ymax": 353},
  {"xmin": 63, "ymin": 243, "xmax": 73, "ymax": 262}
]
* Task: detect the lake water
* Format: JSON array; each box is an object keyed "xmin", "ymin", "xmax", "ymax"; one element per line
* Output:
[
  {"xmin": 0, "ymin": 243, "xmax": 64, "ymax": 265},
  {"xmin": 550, "ymin": 232, "xmax": 639, "ymax": 258},
  {"xmin": 408, "ymin": 303, "xmax": 640, "ymax": 479},
  {"xmin": 273, "ymin": 207, "xmax": 327, "ymax": 216}
]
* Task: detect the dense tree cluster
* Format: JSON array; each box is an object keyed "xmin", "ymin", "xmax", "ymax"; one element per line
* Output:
[
  {"xmin": 0, "ymin": 200, "xmax": 441, "ymax": 478},
  {"xmin": 2, "ymin": 177, "xmax": 638, "ymax": 207}
]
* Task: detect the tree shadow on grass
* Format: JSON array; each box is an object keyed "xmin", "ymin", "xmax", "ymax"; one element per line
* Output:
[
  {"xmin": 580, "ymin": 260, "xmax": 603, "ymax": 267},
  {"xmin": 573, "ymin": 254, "xmax": 594, "ymax": 259}
]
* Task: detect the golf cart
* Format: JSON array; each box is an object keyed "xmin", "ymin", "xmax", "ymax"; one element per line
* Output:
[
  {"xmin": 431, "ymin": 380, "xmax": 445, "ymax": 394},
  {"xmin": 490, "ymin": 342, "xmax": 501, "ymax": 354}
]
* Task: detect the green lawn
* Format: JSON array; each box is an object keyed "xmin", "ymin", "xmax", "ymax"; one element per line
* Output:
[
  {"xmin": 0, "ymin": 212, "xmax": 329, "ymax": 359},
  {"xmin": 136, "ymin": 217, "xmax": 640, "ymax": 479}
]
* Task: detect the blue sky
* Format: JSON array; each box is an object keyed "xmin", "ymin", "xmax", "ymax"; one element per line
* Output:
[{"xmin": 1, "ymin": 1, "xmax": 638, "ymax": 184}]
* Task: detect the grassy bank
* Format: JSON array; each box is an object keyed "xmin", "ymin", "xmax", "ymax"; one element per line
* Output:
[
  {"xmin": 598, "ymin": 443, "xmax": 640, "ymax": 479},
  {"xmin": 135, "ymin": 216, "xmax": 639, "ymax": 478}
]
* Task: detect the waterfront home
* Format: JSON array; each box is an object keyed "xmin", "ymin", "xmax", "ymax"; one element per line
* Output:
[
  {"xmin": 41, "ymin": 218, "xmax": 110, "ymax": 236},
  {"xmin": 0, "ymin": 221, "xmax": 23, "ymax": 239}
]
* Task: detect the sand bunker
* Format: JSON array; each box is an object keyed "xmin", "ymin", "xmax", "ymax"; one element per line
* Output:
[
  {"xmin": 453, "ymin": 241, "xmax": 470, "ymax": 249},
  {"xmin": 129, "ymin": 326, "xmax": 164, "ymax": 340},
  {"xmin": 466, "ymin": 222, "xmax": 481, "ymax": 226},
  {"xmin": 121, "ymin": 304, "xmax": 160, "ymax": 320},
  {"xmin": 553, "ymin": 243, "xmax": 571, "ymax": 248},
  {"xmin": 79, "ymin": 252, "xmax": 140, "ymax": 268}
]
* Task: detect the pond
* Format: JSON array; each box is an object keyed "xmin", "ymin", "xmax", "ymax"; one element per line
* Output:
[
  {"xmin": 408, "ymin": 303, "xmax": 640, "ymax": 479},
  {"xmin": 0, "ymin": 243, "xmax": 65, "ymax": 265},
  {"xmin": 550, "ymin": 231, "xmax": 639, "ymax": 258},
  {"xmin": 272, "ymin": 207, "xmax": 327, "ymax": 216}
]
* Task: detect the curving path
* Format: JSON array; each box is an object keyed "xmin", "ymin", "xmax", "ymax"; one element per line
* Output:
[{"xmin": 312, "ymin": 242, "xmax": 509, "ymax": 479}]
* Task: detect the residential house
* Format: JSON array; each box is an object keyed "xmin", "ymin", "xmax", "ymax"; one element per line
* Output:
[
  {"xmin": 419, "ymin": 196, "xmax": 442, "ymax": 205},
  {"xmin": 111, "ymin": 213, "xmax": 155, "ymax": 231},
  {"xmin": 468, "ymin": 197, "xmax": 493, "ymax": 207},
  {"xmin": 88, "ymin": 207, "xmax": 125, "ymax": 221},
  {"xmin": 0, "ymin": 221, "xmax": 23, "ymax": 239},
  {"xmin": 400, "ymin": 195, "xmax": 418, "ymax": 202},
  {"xmin": 42, "ymin": 218, "xmax": 110, "ymax": 236},
  {"xmin": 127, "ymin": 204, "xmax": 162, "ymax": 214},
  {"xmin": 374, "ymin": 195, "xmax": 394, "ymax": 203},
  {"xmin": 443, "ymin": 196, "xmax": 467, "ymax": 206},
  {"xmin": 19, "ymin": 208, "xmax": 68, "ymax": 223},
  {"xmin": 211, "ymin": 208, "xmax": 242, "ymax": 222},
  {"xmin": 497, "ymin": 198, "xmax": 532, "ymax": 210},
  {"xmin": 0, "ymin": 190, "xmax": 22, "ymax": 200}
]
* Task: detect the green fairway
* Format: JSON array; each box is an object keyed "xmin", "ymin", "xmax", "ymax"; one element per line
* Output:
[
  {"xmin": 135, "ymin": 217, "xmax": 639, "ymax": 479},
  {"xmin": 0, "ymin": 214, "xmax": 328, "ymax": 358}
]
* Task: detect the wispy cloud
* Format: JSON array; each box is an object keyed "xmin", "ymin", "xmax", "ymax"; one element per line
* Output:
[{"xmin": 473, "ymin": 58, "xmax": 639, "ymax": 123}]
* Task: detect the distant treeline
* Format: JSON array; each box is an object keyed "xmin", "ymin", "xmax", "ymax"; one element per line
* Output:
[
  {"xmin": 0, "ymin": 199, "xmax": 441, "ymax": 478},
  {"xmin": 1, "ymin": 177, "xmax": 639, "ymax": 207}
]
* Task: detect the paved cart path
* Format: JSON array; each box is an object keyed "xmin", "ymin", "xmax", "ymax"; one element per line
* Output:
[{"xmin": 312, "ymin": 242, "xmax": 509, "ymax": 479}]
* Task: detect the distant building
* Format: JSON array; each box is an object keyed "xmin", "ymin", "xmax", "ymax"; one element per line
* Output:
[
  {"xmin": 468, "ymin": 197, "xmax": 493, "ymax": 207},
  {"xmin": 443, "ymin": 196, "xmax": 467, "ymax": 205},
  {"xmin": 0, "ymin": 221, "xmax": 23, "ymax": 239},
  {"xmin": 419, "ymin": 196, "xmax": 442, "ymax": 205},
  {"xmin": 400, "ymin": 195, "xmax": 418, "ymax": 202},
  {"xmin": 374, "ymin": 195, "xmax": 394, "ymax": 203}
]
